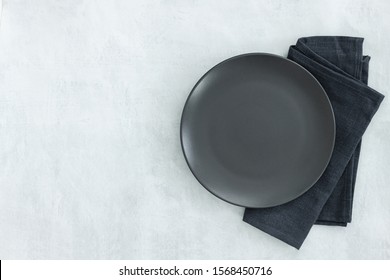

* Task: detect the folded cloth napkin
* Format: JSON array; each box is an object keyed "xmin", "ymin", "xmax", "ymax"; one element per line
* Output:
[{"xmin": 243, "ymin": 36, "xmax": 384, "ymax": 249}]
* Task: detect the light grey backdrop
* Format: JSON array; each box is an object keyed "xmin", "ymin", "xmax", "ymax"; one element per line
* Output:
[{"xmin": 0, "ymin": 0, "xmax": 389, "ymax": 259}]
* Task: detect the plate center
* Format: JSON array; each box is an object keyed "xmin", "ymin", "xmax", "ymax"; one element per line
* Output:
[{"xmin": 210, "ymin": 87, "xmax": 303, "ymax": 179}]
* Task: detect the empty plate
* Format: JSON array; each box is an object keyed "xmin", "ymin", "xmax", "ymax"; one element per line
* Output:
[{"xmin": 180, "ymin": 53, "xmax": 335, "ymax": 208}]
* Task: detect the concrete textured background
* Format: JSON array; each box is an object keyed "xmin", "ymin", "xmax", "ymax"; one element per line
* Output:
[{"xmin": 0, "ymin": 0, "xmax": 389, "ymax": 259}]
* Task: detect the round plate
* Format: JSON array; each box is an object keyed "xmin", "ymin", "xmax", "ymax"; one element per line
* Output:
[{"xmin": 180, "ymin": 53, "xmax": 335, "ymax": 208}]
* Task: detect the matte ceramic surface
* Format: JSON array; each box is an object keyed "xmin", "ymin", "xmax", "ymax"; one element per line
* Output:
[{"xmin": 181, "ymin": 53, "xmax": 335, "ymax": 208}]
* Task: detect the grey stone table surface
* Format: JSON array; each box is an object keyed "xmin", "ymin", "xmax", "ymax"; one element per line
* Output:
[{"xmin": 0, "ymin": 0, "xmax": 389, "ymax": 259}]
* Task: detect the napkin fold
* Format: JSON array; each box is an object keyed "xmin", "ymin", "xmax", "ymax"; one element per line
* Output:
[{"xmin": 243, "ymin": 36, "xmax": 384, "ymax": 249}]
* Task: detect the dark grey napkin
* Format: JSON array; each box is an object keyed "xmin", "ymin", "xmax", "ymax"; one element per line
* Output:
[{"xmin": 243, "ymin": 36, "xmax": 384, "ymax": 249}]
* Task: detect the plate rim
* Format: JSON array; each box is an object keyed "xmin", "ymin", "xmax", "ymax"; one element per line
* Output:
[{"xmin": 180, "ymin": 52, "xmax": 336, "ymax": 208}]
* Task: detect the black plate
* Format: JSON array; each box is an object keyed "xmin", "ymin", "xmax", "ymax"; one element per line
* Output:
[{"xmin": 180, "ymin": 53, "xmax": 335, "ymax": 208}]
